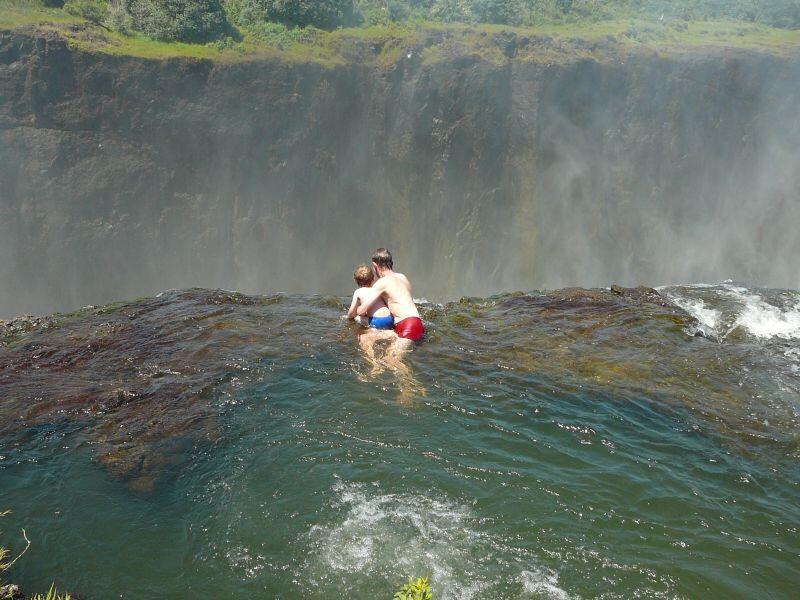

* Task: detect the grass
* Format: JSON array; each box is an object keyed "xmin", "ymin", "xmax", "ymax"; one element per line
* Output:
[
  {"xmin": 1, "ymin": 2, "xmax": 799, "ymax": 66},
  {"xmin": 28, "ymin": 584, "xmax": 71, "ymax": 600},
  {"xmin": 0, "ymin": 3, "xmax": 82, "ymax": 27}
]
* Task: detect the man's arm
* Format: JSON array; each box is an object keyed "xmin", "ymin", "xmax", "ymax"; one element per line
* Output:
[
  {"xmin": 356, "ymin": 280, "xmax": 387, "ymax": 316},
  {"xmin": 346, "ymin": 291, "xmax": 360, "ymax": 320}
]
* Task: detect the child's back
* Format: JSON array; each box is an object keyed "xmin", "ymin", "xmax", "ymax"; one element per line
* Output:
[
  {"xmin": 354, "ymin": 287, "xmax": 391, "ymax": 319},
  {"xmin": 347, "ymin": 264, "xmax": 394, "ymax": 330}
]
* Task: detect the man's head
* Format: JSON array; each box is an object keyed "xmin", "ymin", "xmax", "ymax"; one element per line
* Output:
[
  {"xmin": 353, "ymin": 264, "xmax": 374, "ymax": 288},
  {"xmin": 371, "ymin": 248, "xmax": 393, "ymax": 276}
]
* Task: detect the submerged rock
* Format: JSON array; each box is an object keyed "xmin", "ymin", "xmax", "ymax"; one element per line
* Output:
[
  {"xmin": 609, "ymin": 284, "xmax": 670, "ymax": 306},
  {"xmin": 1, "ymin": 284, "xmax": 798, "ymax": 492}
]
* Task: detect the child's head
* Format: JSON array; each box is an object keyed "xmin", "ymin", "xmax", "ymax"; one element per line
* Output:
[{"xmin": 353, "ymin": 264, "xmax": 374, "ymax": 288}]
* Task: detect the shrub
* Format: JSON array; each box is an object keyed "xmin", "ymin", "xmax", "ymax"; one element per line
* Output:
[
  {"xmin": 354, "ymin": 0, "xmax": 391, "ymax": 26},
  {"xmin": 244, "ymin": 20, "xmax": 299, "ymax": 47},
  {"xmin": 429, "ymin": 0, "xmax": 472, "ymax": 23},
  {"xmin": 394, "ymin": 577, "xmax": 433, "ymax": 600},
  {"xmin": 223, "ymin": 0, "xmax": 261, "ymax": 27},
  {"xmin": 761, "ymin": 0, "xmax": 800, "ymax": 28},
  {"xmin": 126, "ymin": 0, "xmax": 230, "ymax": 42},
  {"xmin": 225, "ymin": 0, "xmax": 354, "ymax": 30},
  {"xmin": 63, "ymin": 0, "xmax": 108, "ymax": 24},
  {"xmin": 106, "ymin": 0, "xmax": 134, "ymax": 32},
  {"xmin": 471, "ymin": 0, "xmax": 523, "ymax": 24},
  {"xmin": 269, "ymin": 0, "xmax": 353, "ymax": 28},
  {"xmin": 387, "ymin": 0, "xmax": 412, "ymax": 21}
]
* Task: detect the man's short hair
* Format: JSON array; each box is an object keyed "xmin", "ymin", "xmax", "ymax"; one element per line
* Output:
[
  {"xmin": 372, "ymin": 248, "xmax": 393, "ymax": 270},
  {"xmin": 353, "ymin": 264, "xmax": 374, "ymax": 287}
]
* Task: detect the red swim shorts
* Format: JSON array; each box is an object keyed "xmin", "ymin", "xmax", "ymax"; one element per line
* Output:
[{"xmin": 394, "ymin": 316, "xmax": 425, "ymax": 341}]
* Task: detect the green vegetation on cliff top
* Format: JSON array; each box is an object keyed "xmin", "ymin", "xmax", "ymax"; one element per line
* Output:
[{"xmin": 1, "ymin": 1, "xmax": 799, "ymax": 65}]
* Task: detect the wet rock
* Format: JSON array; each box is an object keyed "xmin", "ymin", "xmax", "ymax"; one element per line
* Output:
[
  {"xmin": 0, "ymin": 290, "xmax": 236, "ymax": 492},
  {"xmin": 2, "ymin": 285, "xmax": 798, "ymax": 491},
  {"xmin": 0, "ymin": 315, "xmax": 58, "ymax": 346},
  {"xmin": 493, "ymin": 31, "xmax": 518, "ymax": 58},
  {"xmin": 610, "ymin": 285, "xmax": 670, "ymax": 307}
]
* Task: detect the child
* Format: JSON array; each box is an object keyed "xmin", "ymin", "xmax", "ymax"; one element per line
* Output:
[{"xmin": 347, "ymin": 264, "xmax": 394, "ymax": 329}]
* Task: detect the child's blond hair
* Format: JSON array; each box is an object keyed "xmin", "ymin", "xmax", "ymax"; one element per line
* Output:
[{"xmin": 353, "ymin": 264, "xmax": 374, "ymax": 287}]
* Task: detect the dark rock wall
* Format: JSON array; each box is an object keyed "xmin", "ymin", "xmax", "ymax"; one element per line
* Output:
[{"xmin": 1, "ymin": 31, "xmax": 799, "ymax": 315}]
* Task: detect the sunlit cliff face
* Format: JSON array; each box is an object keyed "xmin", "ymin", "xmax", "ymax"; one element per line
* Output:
[{"xmin": 0, "ymin": 33, "xmax": 798, "ymax": 317}]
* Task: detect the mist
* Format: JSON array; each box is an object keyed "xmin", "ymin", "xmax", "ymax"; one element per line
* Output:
[
  {"xmin": 524, "ymin": 54, "xmax": 800, "ymax": 291},
  {"xmin": 1, "ymin": 34, "xmax": 799, "ymax": 318}
]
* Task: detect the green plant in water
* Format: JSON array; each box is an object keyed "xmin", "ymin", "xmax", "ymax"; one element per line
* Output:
[
  {"xmin": 394, "ymin": 576, "xmax": 433, "ymax": 600},
  {"xmin": 28, "ymin": 583, "xmax": 72, "ymax": 600}
]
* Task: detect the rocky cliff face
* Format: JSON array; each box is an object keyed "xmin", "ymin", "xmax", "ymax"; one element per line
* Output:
[{"xmin": 1, "ymin": 30, "xmax": 799, "ymax": 316}]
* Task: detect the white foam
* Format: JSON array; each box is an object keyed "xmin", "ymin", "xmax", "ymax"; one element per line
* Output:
[
  {"xmin": 655, "ymin": 282, "xmax": 720, "ymax": 291},
  {"xmin": 667, "ymin": 285, "xmax": 800, "ymax": 341},
  {"xmin": 305, "ymin": 481, "xmax": 564, "ymax": 599},
  {"xmin": 226, "ymin": 546, "xmax": 266, "ymax": 579},
  {"xmin": 725, "ymin": 289, "xmax": 800, "ymax": 340},
  {"xmin": 519, "ymin": 569, "xmax": 571, "ymax": 599},
  {"xmin": 669, "ymin": 296, "xmax": 720, "ymax": 332}
]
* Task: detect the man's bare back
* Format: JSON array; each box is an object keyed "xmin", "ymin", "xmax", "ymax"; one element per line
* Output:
[{"xmin": 372, "ymin": 272, "xmax": 419, "ymax": 321}]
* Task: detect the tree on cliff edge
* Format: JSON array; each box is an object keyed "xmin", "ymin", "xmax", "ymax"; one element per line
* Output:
[{"xmin": 126, "ymin": 0, "xmax": 230, "ymax": 42}]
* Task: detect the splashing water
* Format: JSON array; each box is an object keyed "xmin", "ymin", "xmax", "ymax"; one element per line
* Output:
[
  {"xmin": 660, "ymin": 291, "xmax": 721, "ymax": 338},
  {"xmin": 727, "ymin": 290, "xmax": 800, "ymax": 340},
  {"xmin": 661, "ymin": 283, "xmax": 800, "ymax": 341},
  {"xmin": 304, "ymin": 480, "xmax": 570, "ymax": 599}
]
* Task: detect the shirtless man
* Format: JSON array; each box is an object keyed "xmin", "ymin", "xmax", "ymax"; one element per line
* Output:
[{"xmin": 356, "ymin": 248, "xmax": 425, "ymax": 347}]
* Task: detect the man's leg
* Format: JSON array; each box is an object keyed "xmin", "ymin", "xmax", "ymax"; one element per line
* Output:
[
  {"xmin": 384, "ymin": 337, "xmax": 427, "ymax": 402},
  {"xmin": 357, "ymin": 330, "xmax": 381, "ymax": 376},
  {"xmin": 384, "ymin": 337, "xmax": 414, "ymax": 374},
  {"xmin": 358, "ymin": 329, "xmax": 396, "ymax": 377}
]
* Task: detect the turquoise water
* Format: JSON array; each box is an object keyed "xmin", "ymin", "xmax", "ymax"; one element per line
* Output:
[{"xmin": 1, "ymin": 286, "xmax": 799, "ymax": 598}]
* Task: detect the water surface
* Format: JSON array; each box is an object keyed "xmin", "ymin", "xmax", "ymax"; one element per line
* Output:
[{"xmin": 1, "ymin": 285, "xmax": 798, "ymax": 598}]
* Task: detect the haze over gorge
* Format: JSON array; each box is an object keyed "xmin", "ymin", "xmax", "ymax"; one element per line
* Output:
[{"xmin": 1, "ymin": 25, "xmax": 799, "ymax": 316}]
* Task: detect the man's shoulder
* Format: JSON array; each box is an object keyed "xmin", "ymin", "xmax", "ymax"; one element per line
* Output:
[{"xmin": 382, "ymin": 273, "xmax": 411, "ymax": 295}]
